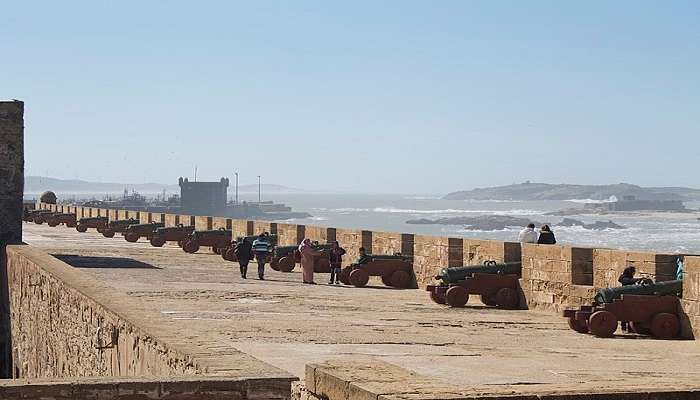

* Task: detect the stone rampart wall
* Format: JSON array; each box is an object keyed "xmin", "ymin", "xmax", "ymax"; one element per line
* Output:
[
  {"xmin": 5, "ymin": 244, "xmax": 296, "ymax": 392},
  {"xmin": 521, "ymin": 244, "xmax": 596, "ymax": 313},
  {"xmin": 681, "ymin": 256, "xmax": 700, "ymax": 339},
  {"xmin": 593, "ymin": 249, "xmax": 680, "ymax": 288},
  {"xmin": 39, "ymin": 203, "xmax": 697, "ymax": 338},
  {"xmin": 0, "ymin": 377, "xmax": 292, "ymax": 400},
  {"xmin": 7, "ymin": 245, "xmax": 202, "ymax": 379}
]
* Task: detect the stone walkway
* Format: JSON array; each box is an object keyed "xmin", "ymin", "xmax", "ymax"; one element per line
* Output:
[{"xmin": 23, "ymin": 223, "xmax": 700, "ymax": 396}]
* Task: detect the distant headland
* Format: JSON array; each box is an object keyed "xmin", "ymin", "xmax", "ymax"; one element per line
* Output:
[{"xmin": 443, "ymin": 182, "xmax": 700, "ymax": 202}]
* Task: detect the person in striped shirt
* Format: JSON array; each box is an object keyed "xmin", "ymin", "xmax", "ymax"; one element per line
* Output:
[{"xmin": 252, "ymin": 233, "xmax": 273, "ymax": 280}]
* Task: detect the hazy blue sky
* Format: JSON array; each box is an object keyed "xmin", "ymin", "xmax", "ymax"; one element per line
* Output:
[{"xmin": 3, "ymin": 1, "xmax": 698, "ymax": 193}]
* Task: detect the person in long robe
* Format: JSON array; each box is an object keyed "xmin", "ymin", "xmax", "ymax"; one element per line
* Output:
[{"xmin": 299, "ymin": 238, "xmax": 322, "ymax": 284}]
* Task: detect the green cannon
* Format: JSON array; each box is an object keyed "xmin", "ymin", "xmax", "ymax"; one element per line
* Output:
[
  {"xmin": 100, "ymin": 218, "xmax": 140, "ymax": 238},
  {"xmin": 427, "ymin": 261, "xmax": 523, "ymax": 308},
  {"xmin": 434, "ymin": 261, "xmax": 522, "ymax": 285},
  {"xmin": 593, "ymin": 279, "xmax": 682, "ymax": 305},
  {"xmin": 563, "ymin": 279, "xmax": 684, "ymax": 339},
  {"xmin": 269, "ymin": 241, "xmax": 331, "ymax": 273}
]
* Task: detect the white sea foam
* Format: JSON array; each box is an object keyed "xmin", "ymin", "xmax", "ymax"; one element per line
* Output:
[
  {"xmin": 565, "ymin": 197, "xmax": 616, "ymax": 204},
  {"xmin": 313, "ymin": 207, "xmax": 544, "ymax": 216}
]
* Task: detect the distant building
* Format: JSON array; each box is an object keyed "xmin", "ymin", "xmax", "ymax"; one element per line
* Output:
[
  {"xmin": 608, "ymin": 195, "xmax": 686, "ymax": 212},
  {"xmin": 179, "ymin": 177, "xmax": 229, "ymax": 215}
]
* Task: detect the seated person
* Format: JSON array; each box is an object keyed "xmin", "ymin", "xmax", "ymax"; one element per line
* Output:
[
  {"xmin": 352, "ymin": 247, "xmax": 373, "ymax": 268},
  {"xmin": 618, "ymin": 266, "xmax": 642, "ymax": 286}
]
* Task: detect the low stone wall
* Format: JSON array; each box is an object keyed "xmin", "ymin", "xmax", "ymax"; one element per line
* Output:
[
  {"xmin": 0, "ymin": 377, "xmax": 292, "ymax": 400},
  {"xmin": 40, "ymin": 203, "xmax": 699, "ymax": 337},
  {"xmin": 276, "ymin": 223, "xmax": 300, "ymax": 246},
  {"xmin": 5, "ymin": 244, "xmax": 296, "ymax": 392},
  {"xmin": 521, "ymin": 244, "xmax": 596, "ymax": 313},
  {"xmin": 7, "ymin": 246, "xmax": 201, "ymax": 379},
  {"xmin": 681, "ymin": 256, "xmax": 700, "ymax": 339},
  {"xmin": 413, "ymin": 235, "xmax": 463, "ymax": 286},
  {"xmin": 593, "ymin": 249, "xmax": 680, "ymax": 288},
  {"xmin": 335, "ymin": 228, "xmax": 363, "ymax": 267}
]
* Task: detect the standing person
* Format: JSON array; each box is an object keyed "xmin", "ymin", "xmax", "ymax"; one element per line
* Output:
[
  {"xmin": 252, "ymin": 233, "xmax": 272, "ymax": 280},
  {"xmin": 299, "ymin": 238, "xmax": 322, "ymax": 284},
  {"xmin": 618, "ymin": 266, "xmax": 641, "ymax": 332},
  {"xmin": 328, "ymin": 241, "xmax": 346, "ymax": 284},
  {"xmin": 537, "ymin": 225, "xmax": 557, "ymax": 244},
  {"xmin": 518, "ymin": 223, "xmax": 538, "ymax": 243},
  {"xmin": 234, "ymin": 237, "xmax": 253, "ymax": 279}
]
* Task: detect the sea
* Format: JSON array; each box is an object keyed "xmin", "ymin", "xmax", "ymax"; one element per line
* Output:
[
  {"xmin": 27, "ymin": 192, "xmax": 700, "ymax": 254},
  {"xmin": 260, "ymin": 193, "xmax": 700, "ymax": 255}
]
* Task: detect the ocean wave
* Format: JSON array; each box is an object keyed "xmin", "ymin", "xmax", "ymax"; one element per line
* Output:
[
  {"xmin": 404, "ymin": 196, "xmax": 443, "ymax": 200},
  {"xmin": 313, "ymin": 207, "xmax": 544, "ymax": 216},
  {"xmin": 565, "ymin": 197, "xmax": 616, "ymax": 204}
]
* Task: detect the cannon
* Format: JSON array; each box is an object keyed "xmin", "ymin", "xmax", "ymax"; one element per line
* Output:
[
  {"xmin": 221, "ymin": 234, "xmax": 278, "ymax": 262},
  {"xmin": 100, "ymin": 218, "xmax": 140, "ymax": 238},
  {"xmin": 426, "ymin": 261, "xmax": 522, "ymax": 309},
  {"xmin": 46, "ymin": 213, "xmax": 77, "ymax": 227},
  {"xmin": 124, "ymin": 222, "xmax": 165, "ymax": 243},
  {"xmin": 32, "ymin": 211, "xmax": 58, "ymax": 225},
  {"xmin": 76, "ymin": 216, "xmax": 109, "ymax": 233},
  {"xmin": 562, "ymin": 279, "xmax": 683, "ymax": 339},
  {"xmin": 338, "ymin": 254, "xmax": 415, "ymax": 289},
  {"xmin": 268, "ymin": 242, "xmax": 331, "ymax": 273},
  {"xmin": 149, "ymin": 225, "xmax": 195, "ymax": 247},
  {"xmin": 24, "ymin": 209, "xmax": 51, "ymax": 223},
  {"xmin": 182, "ymin": 228, "xmax": 232, "ymax": 254}
]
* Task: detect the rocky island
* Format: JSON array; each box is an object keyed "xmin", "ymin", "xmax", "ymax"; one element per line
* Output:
[
  {"xmin": 444, "ymin": 182, "xmax": 700, "ymax": 202},
  {"xmin": 406, "ymin": 215, "xmax": 626, "ymax": 231}
]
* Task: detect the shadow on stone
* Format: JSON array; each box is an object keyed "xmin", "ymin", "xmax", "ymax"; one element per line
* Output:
[{"xmin": 52, "ymin": 254, "xmax": 161, "ymax": 269}]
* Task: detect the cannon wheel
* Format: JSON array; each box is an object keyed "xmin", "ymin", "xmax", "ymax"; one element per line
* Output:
[
  {"xmin": 125, "ymin": 232, "xmax": 139, "ymax": 243},
  {"xmin": 315, "ymin": 258, "xmax": 331, "ymax": 273},
  {"xmin": 182, "ymin": 239, "xmax": 200, "ymax": 254},
  {"xmin": 339, "ymin": 268, "xmax": 351, "ymax": 285},
  {"xmin": 650, "ymin": 313, "xmax": 679, "ymax": 339},
  {"xmin": 349, "ymin": 269, "xmax": 369, "ymax": 287},
  {"xmin": 480, "ymin": 294, "xmax": 498, "ymax": 307},
  {"xmin": 588, "ymin": 310, "xmax": 617, "ymax": 338},
  {"xmin": 212, "ymin": 246, "xmax": 222, "ymax": 255},
  {"xmin": 221, "ymin": 247, "xmax": 234, "ymax": 262},
  {"xmin": 34, "ymin": 216, "xmax": 45, "ymax": 224},
  {"xmin": 150, "ymin": 237, "xmax": 166, "ymax": 247},
  {"xmin": 277, "ymin": 256, "xmax": 295, "ymax": 272},
  {"xmin": 567, "ymin": 317, "xmax": 590, "ymax": 334},
  {"xmin": 445, "ymin": 286, "xmax": 469, "ymax": 307},
  {"xmin": 76, "ymin": 225, "xmax": 88, "ymax": 233},
  {"xmin": 629, "ymin": 321, "xmax": 650, "ymax": 335},
  {"xmin": 380, "ymin": 274, "xmax": 392, "ymax": 286},
  {"xmin": 102, "ymin": 229, "xmax": 115, "ymax": 238},
  {"xmin": 495, "ymin": 287, "xmax": 519, "ymax": 309},
  {"xmin": 390, "ymin": 270, "xmax": 411, "ymax": 288},
  {"xmin": 48, "ymin": 220, "xmax": 59, "ymax": 227},
  {"xmin": 430, "ymin": 290, "xmax": 446, "ymax": 305},
  {"xmin": 270, "ymin": 257, "xmax": 280, "ymax": 271}
]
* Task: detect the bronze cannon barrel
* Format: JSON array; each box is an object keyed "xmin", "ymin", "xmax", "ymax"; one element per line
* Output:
[
  {"xmin": 594, "ymin": 279, "xmax": 682, "ymax": 305},
  {"xmin": 435, "ymin": 261, "xmax": 521, "ymax": 284}
]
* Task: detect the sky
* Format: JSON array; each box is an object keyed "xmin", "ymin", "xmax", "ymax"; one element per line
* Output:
[{"xmin": 2, "ymin": 1, "xmax": 699, "ymax": 194}]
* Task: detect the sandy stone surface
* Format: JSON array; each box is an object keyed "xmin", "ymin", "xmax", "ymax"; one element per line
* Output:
[{"xmin": 23, "ymin": 223, "xmax": 700, "ymax": 395}]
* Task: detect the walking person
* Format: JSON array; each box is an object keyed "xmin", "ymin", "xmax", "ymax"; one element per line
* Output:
[
  {"xmin": 518, "ymin": 223, "xmax": 538, "ymax": 243},
  {"xmin": 234, "ymin": 237, "xmax": 253, "ymax": 279},
  {"xmin": 299, "ymin": 238, "xmax": 322, "ymax": 284},
  {"xmin": 252, "ymin": 233, "xmax": 273, "ymax": 280},
  {"xmin": 537, "ymin": 225, "xmax": 557, "ymax": 245},
  {"xmin": 328, "ymin": 241, "xmax": 346, "ymax": 284}
]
